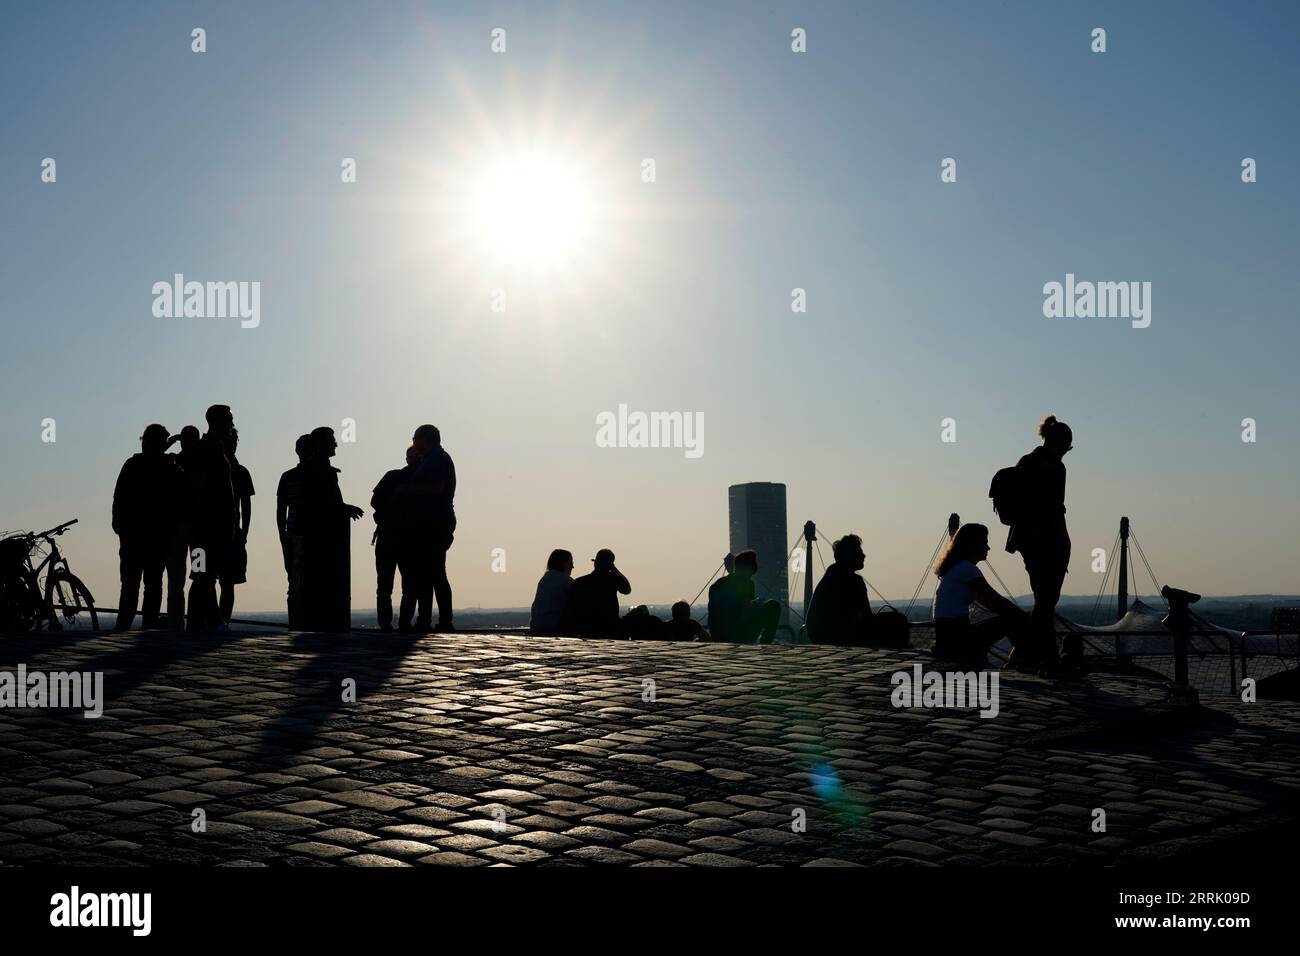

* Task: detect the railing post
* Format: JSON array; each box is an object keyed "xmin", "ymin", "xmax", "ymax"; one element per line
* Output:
[{"xmin": 1161, "ymin": 585, "xmax": 1200, "ymax": 705}]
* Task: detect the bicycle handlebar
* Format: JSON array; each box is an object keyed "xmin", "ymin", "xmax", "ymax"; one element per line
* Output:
[{"xmin": 34, "ymin": 519, "xmax": 78, "ymax": 539}]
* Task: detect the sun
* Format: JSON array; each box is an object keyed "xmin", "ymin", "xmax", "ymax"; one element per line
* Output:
[{"xmin": 467, "ymin": 153, "xmax": 595, "ymax": 269}]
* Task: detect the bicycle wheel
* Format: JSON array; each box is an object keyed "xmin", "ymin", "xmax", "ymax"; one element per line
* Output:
[{"xmin": 46, "ymin": 572, "xmax": 99, "ymax": 632}]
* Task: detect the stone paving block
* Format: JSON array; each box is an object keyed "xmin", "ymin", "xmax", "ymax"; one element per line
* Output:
[{"xmin": 1, "ymin": 629, "xmax": 1298, "ymax": 867}]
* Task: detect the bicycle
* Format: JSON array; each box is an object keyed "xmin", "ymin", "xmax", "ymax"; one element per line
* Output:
[{"xmin": 0, "ymin": 519, "xmax": 99, "ymax": 632}]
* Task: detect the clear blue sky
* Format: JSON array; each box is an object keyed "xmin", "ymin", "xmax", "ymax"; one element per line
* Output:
[{"xmin": 2, "ymin": 0, "xmax": 1297, "ymax": 611}]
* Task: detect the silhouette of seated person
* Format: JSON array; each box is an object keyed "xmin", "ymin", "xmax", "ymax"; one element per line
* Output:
[
  {"xmin": 621, "ymin": 604, "xmax": 669, "ymax": 640},
  {"xmin": 112, "ymin": 423, "xmax": 186, "ymax": 631},
  {"xmin": 805, "ymin": 533, "xmax": 877, "ymax": 646},
  {"xmin": 530, "ymin": 549, "xmax": 574, "ymax": 636},
  {"xmin": 932, "ymin": 523, "xmax": 1030, "ymax": 670},
  {"xmin": 565, "ymin": 549, "xmax": 631, "ymax": 638},
  {"xmin": 297, "ymin": 426, "xmax": 364, "ymax": 631},
  {"xmin": 667, "ymin": 600, "xmax": 707, "ymax": 641},
  {"xmin": 707, "ymin": 549, "xmax": 780, "ymax": 644}
]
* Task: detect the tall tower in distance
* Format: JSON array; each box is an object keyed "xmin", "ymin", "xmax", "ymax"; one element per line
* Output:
[{"xmin": 728, "ymin": 482, "xmax": 790, "ymax": 626}]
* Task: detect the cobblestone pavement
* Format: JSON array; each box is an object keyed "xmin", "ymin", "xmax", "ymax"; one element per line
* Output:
[{"xmin": 2, "ymin": 630, "xmax": 1298, "ymax": 866}]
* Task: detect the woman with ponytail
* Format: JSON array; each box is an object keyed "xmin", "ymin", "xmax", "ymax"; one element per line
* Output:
[{"xmin": 1005, "ymin": 414, "xmax": 1075, "ymax": 670}]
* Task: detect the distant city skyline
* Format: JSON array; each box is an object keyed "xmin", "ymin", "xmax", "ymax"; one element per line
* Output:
[{"xmin": 3, "ymin": 1, "xmax": 1298, "ymax": 616}]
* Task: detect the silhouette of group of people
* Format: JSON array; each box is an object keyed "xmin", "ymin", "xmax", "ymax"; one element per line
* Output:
[
  {"xmin": 524, "ymin": 414, "xmax": 1076, "ymax": 672},
  {"xmin": 113, "ymin": 408, "xmax": 1075, "ymax": 673},
  {"xmin": 527, "ymin": 548, "xmax": 712, "ymax": 642},
  {"xmin": 925, "ymin": 415, "xmax": 1076, "ymax": 674},
  {"xmin": 364, "ymin": 424, "xmax": 457, "ymax": 633},
  {"xmin": 111, "ymin": 405, "xmax": 253, "ymax": 632},
  {"xmin": 113, "ymin": 408, "xmax": 457, "ymax": 636}
]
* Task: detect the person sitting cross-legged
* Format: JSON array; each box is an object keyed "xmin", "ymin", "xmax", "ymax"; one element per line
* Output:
[{"xmin": 932, "ymin": 523, "xmax": 1031, "ymax": 671}]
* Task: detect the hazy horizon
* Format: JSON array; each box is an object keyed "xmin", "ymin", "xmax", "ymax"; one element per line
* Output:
[{"xmin": 4, "ymin": 1, "xmax": 1298, "ymax": 616}]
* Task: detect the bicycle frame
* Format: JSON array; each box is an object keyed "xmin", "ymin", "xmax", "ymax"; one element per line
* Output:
[{"xmin": 21, "ymin": 521, "xmax": 88, "ymax": 629}]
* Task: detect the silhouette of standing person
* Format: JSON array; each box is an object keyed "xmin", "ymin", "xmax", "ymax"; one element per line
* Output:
[
  {"xmin": 707, "ymin": 549, "xmax": 780, "ymax": 644},
  {"xmin": 276, "ymin": 434, "xmax": 313, "ymax": 629},
  {"xmin": 396, "ymin": 424, "xmax": 456, "ymax": 633},
  {"xmin": 298, "ymin": 426, "xmax": 364, "ymax": 631},
  {"xmin": 565, "ymin": 549, "xmax": 631, "ymax": 638},
  {"xmin": 187, "ymin": 405, "xmax": 236, "ymax": 632},
  {"xmin": 163, "ymin": 424, "xmax": 200, "ymax": 630},
  {"xmin": 1006, "ymin": 415, "xmax": 1074, "ymax": 669},
  {"xmin": 111, "ymin": 424, "xmax": 185, "ymax": 631},
  {"xmin": 371, "ymin": 446, "xmax": 418, "ymax": 632},
  {"xmin": 218, "ymin": 427, "xmax": 254, "ymax": 623}
]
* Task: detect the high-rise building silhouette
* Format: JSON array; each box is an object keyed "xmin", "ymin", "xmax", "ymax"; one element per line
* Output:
[{"xmin": 728, "ymin": 482, "xmax": 789, "ymax": 626}]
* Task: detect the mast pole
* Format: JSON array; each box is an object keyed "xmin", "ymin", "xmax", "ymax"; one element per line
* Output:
[
  {"xmin": 802, "ymin": 521, "xmax": 816, "ymax": 621},
  {"xmin": 1118, "ymin": 516, "xmax": 1130, "ymax": 618},
  {"xmin": 1117, "ymin": 516, "xmax": 1130, "ymax": 663}
]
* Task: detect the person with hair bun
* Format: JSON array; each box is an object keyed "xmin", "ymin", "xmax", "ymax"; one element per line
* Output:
[{"xmin": 1006, "ymin": 414, "xmax": 1076, "ymax": 670}]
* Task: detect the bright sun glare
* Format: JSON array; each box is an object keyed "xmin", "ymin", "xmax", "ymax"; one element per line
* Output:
[{"xmin": 467, "ymin": 154, "xmax": 595, "ymax": 269}]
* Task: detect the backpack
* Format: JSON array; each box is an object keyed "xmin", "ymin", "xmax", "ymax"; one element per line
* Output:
[
  {"xmin": 989, "ymin": 464, "xmax": 1026, "ymax": 527},
  {"xmin": 871, "ymin": 604, "xmax": 911, "ymax": 648}
]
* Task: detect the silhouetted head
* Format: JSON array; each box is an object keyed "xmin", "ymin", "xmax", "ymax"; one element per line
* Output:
[
  {"xmin": 935, "ymin": 523, "xmax": 991, "ymax": 577},
  {"xmin": 294, "ymin": 434, "xmax": 313, "ymax": 463},
  {"xmin": 734, "ymin": 549, "xmax": 758, "ymax": 578},
  {"xmin": 140, "ymin": 423, "xmax": 170, "ymax": 455},
  {"xmin": 593, "ymin": 548, "xmax": 616, "ymax": 571},
  {"xmin": 405, "ymin": 445, "xmax": 420, "ymax": 467},
  {"xmin": 179, "ymin": 425, "xmax": 201, "ymax": 452},
  {"xmin": 671, "ymin": 600, "xmax": 690, "ymax": 621},
  {"xmin": 832, "ymin": 534, "xmax": 865, "ymax": 571},
  {"xmin": 226, "ymin": 427, "xmax": 239, "ymax": 455},
  {"xmin": 310, "ymin": 426, "xmax": 338, "ymax": 460},
  {"xmin": 1038, "ymin": 414, "xmax": 1073, "ymax": 459},
  {"xmin": 547, "ymin": 549, "xmax": 575, "ymax": 574},
  {"xmin": 412, "ymin": 424, "xmax": 441, "ymax": 455},
  {"xmin": 205, "ymin": 404, "xmax": 234, "ymax": 438}
]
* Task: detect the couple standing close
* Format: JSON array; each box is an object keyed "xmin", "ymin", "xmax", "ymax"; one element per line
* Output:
[{"xmin": 369, "ymin": 424, "xmax": 457, "ymax": 633}]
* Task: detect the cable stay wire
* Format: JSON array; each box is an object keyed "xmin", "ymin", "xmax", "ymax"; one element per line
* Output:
[
  {"xmin": 1130, "ymin": 526, "xmax": 1162, "ymax": 596},
  {"xmin": 1088, "ymin": 530, "xmax": 1121, "ymax": 624},
  {"xmin": 905, "ymin": 525, "xmax": 950, "ymax": 619}
]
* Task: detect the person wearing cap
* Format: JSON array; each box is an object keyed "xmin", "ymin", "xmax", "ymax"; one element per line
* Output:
[
  {"xmin": 564, "ymin": 549, "xmax": 632, "ymax": 638},
  {"xmin": 297, "ymin": 426, "xmax": 364, "ymax": 630},
  {"xmin": 111, "ymin": 423, "xmax": 186, "ymax": 631}
]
